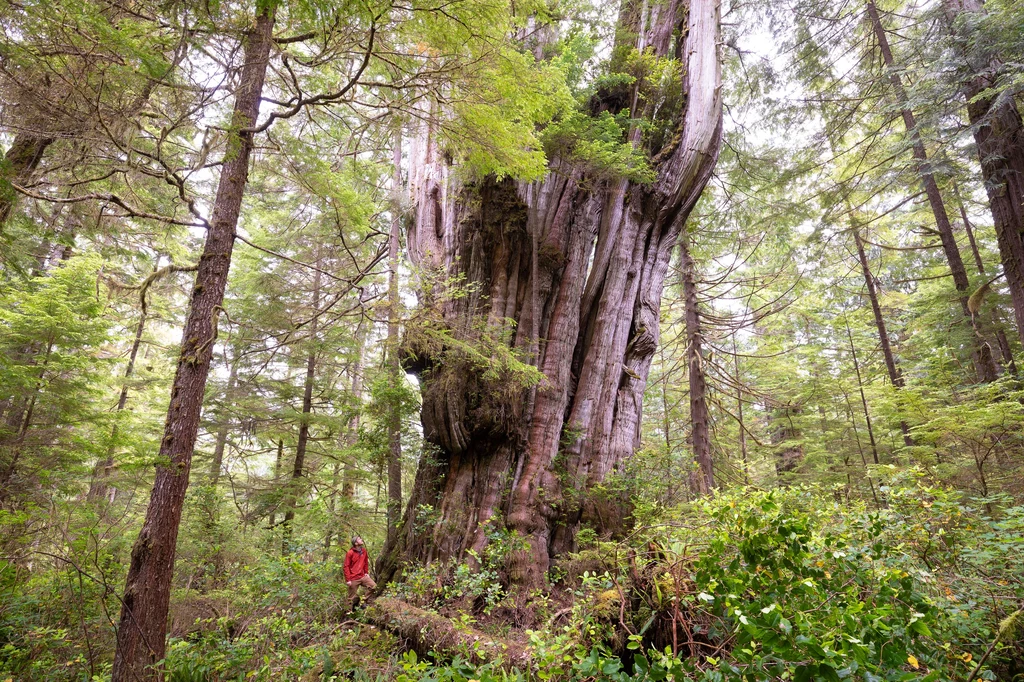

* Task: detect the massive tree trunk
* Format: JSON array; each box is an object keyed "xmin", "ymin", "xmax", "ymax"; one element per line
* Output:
[
  {"xmin": 111, "ymin": 7, "xmax": 276, "ymax": 680},
  {"xmin": 378, "ymin": 0, "xmax": 722, "ymax": 587},
  {"xmin": 866, "ymin": 0, "xmax": 998, "ymax": 382},
  {"xmin": 943, "ymin": 0, "xmax": 1024, "ymax": 351}
]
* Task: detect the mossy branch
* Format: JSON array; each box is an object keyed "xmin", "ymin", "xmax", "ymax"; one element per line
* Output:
[{"xmin": 966, "ymin": 606, "xmax": 1022, "ymax": 682}]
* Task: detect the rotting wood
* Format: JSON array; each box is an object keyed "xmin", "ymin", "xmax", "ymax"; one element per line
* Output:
[{"xmin": 366, "ymin": 598, "xmax": 531, "ymax": 668}]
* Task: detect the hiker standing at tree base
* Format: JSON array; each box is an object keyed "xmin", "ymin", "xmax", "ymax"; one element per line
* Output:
[{"xmin": 344, "ymin": 536, "xmax": 375, "ymax": 608}]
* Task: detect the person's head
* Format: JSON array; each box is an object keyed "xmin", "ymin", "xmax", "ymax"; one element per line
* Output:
[{"xmin": 352, "ymin": 536, "xmax": 364, "ymax": 548}]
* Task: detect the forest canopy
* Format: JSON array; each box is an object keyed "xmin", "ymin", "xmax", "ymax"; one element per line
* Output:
[{"xmin": 0, "ymin": 0, "xmax": 1023, "ymax": 680}]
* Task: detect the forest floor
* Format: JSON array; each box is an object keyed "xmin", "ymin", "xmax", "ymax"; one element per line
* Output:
[
  {"xmin": 147, "ymin": 483, "xmax": 1024, "ymax": 682},
  {"xmin": 3, "ymin": 482, "xmax": 1022, "ymax": 681}
]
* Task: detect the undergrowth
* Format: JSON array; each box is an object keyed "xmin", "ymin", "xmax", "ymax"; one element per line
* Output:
[{"xmin": 2, "ymin": 479, "xmax": 1021, "ymax": 681}]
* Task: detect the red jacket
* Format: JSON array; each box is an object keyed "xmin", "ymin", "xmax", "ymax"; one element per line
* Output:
[{"xmin": 344, "ymin": 547, "xmax": 369, "ymax": 582}]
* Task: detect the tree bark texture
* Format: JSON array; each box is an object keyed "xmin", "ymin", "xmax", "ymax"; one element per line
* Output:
[
  {"xmin": 111, "ymin": 7, "xmax": 276, "ymax": 680},
  {"xmin": 943, "ymin": 0, "xmax": 1024, "ymax": 351},
  {"xmin": 681, "ymin": 234, "xmax": 714, "ymax": 494},
  {"xmin": 0, "ymin": 135, "xmax": 53, "ymax": 228},
  {"xmin": 379, "ymin": 0, "xmax": 722, "ymax": 587},
  {"xmin": 866, "ymin": 0, "xmax": 998, "ymax": 382}
]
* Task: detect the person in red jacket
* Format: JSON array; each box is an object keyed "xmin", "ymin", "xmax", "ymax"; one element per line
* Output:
[{"xmin": 343, "ymin": 535, "xmax": 375, "ymax": 608}]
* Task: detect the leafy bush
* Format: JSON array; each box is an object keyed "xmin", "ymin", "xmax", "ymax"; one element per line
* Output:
[{"xmin": 388, "ymin": 483, "xmax": 1020, "ymax": 682}]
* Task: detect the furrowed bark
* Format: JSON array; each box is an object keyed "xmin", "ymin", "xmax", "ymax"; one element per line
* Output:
[
  {"xmin": 111, "ymin": 6, "xmax": 276, "ymax": 680},
  {"xmin": 682, "ymin": 234, "xmax": 713, "ymax": 494},
  {"xmin": 866, "ymin": 0, "xmax": 998, "ymax": 382},
  {"xmin": 0, "ymin": 135, "xmax": 53, "ymax": 229},
  {"xmin": 943, "ymin": 0, "xmax": 1024, "ymax": 351},
  {"xmin": 378, "ymin": 0, "xmax": 723, "ymax": 587}
]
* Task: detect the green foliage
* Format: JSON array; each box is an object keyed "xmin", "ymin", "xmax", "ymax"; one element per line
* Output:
[
  {"xmin": 381, "ymin": 483, "xmax": 1020, "ymax": 682},
  {"xmin": 542, "ymin": 110, "xmax": 655, "ymax": 183},
  {"xmin": 0, "ymin": 255, "xmax": 114, "ymax": 509},
  {"xmin": 2, "ymin": 0, "xmax": 1024, "ymax": 678},
  {"xmin": 388, "ymin": 526, "xmax": 526, "ymax": 614},
  {"xmin": 687, "ymin": 489, "xmax": 935, "ymax": 680}
]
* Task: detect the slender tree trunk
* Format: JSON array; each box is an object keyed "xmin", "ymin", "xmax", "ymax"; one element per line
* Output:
[
  {"xmin": 844, "ymin": 318, "xmax": 881, "ymax": 467},
  {"xmin": 853, "ymin": 230, "xmax": 914, "ymax": 446},
  {"xmin": 943, "ymin": 0, "xmax": 1024, "ymax": 350},
  {"xmin": 657, "ymin": 343, "xmax": 674, "ymax": 463},
  {"xmin": 378, "ymin": 0, "xmax": 722, "ymax": 587},
  {"xmin": 270, "ymin": 439, "xmax": 284, "ymax": 528},
  {"xmin": 326, "ymin": 361, "xmax": 365, "ymax": 556},
  {"xmin": 682, "ymin": 234, "xmax": 714, "ymax": 495},
  {"xmin": 0, "ymin": 341, "xmax": 52, "ymax": 503},
  {"xmin": 88, "ymin": 312, "xmax": 147, "ymax": 503},
  {"xmin": 866, "ymin": 0, "xmax": 998, "ymax": 382},
  {"xmin": 954, "ymin": 184, "xmax": 1020, "ymax": 375},
  {"xmin": 837, "ymin": 381, "xmax": 881, "ymax": 508},
  {"xmin": 331, "ymin": 291, "xmax": 375, "ymax": 559},
  {"xmin": 386, "ymin": 130, "xmax": 404, "ymax": 545},
  {"xmin": 283, "ymin": 254, "xmax": 322, "ymax": 551},
  {"xmin": 341, "ymin": 294, "xmax": 371, "ymax": 504},
  {"xmin": 733, "ymin": 336, "xmax": 749, "ymax": 486},
  {"xmin": 956, "ymin": 185, "xmax": 987, "ymax": 275},
  {"xmin": 111, "ymin": 7, "xmax": 276, "ymax": 680},
  {"xmin": 770, "ymin": 404, "xmax": 803, "ymax": 477},
  {"xmin": 209, "ymin": 358, "xmax": 238, "ymax": 486}
]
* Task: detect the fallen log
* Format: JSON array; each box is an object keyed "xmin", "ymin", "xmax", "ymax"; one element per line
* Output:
[{"xmin": 366, "ymin": 597, "xmax": 531, "ymax": 668}]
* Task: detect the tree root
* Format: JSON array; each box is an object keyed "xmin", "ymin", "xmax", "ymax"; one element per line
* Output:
[{"xmin": 366, "ymin": 597, "xmax": 531, "ymax": 668}]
